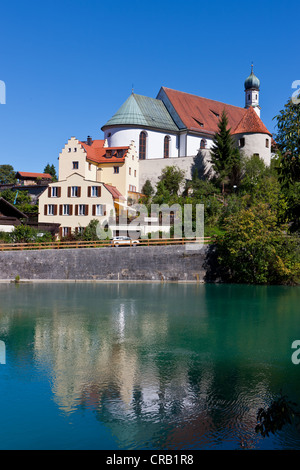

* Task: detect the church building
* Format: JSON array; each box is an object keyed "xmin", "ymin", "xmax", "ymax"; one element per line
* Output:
[{"xmin": 101, "ymin": 67, "xmax": 272, "ymax": 187}]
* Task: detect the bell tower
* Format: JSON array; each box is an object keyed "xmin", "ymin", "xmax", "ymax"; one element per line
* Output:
[{"xmin": 244, "ymin": 64, "xmax": 261, "ymax": 117}]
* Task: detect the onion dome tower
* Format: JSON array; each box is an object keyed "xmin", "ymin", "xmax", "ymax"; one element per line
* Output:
[{"xmin": 244, "ymin": 64, "xmax": 261, "ymax": 117}]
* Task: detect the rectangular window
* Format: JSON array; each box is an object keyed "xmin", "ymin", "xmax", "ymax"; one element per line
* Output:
[
  {"xmin": 114, "ymin": 166, "xmax": 119, "ymax": 174},
  {"xmin": 266, "ymin": 139, "xmax": 269, "ymax": 148},
  {"xmin": 88, "ymin": 186, "xmax": 101, "ymax": 197},
  {"xmin": 48, "ymin": 204, "xmax": 55, "ymax": 216},
  {"xmin": 91, "ymin": 186, "xmax": 98, "ymax": 197},
  {"xmin": 78, "ymin": 204, "xmax": 88, "ymax": 216},
  {"xmin": 48, "ymin": 186, "xmax": 61, "ymax": 198},
  {"xmin": 68, "ymin": 148, "xmax": 71, "ymax": 152},
  {"xmin": 239, "ymin": 138, "xmax": 245, "ymax": 148},
  {"xmin": 96, "ymin": 204, "xmax": 104, "ymax": 216},
  {"xmin": 134, "ymin": 170, "xmax": 136, "ymax": 177},
  {"xmin": 63, "ymin": 204, "xmax": 70, "ymax": 215},
  {"xmin": 129, "ymin": 167, "xmax": 131, "ymax": 175},
  {"xmin": 62, "ymin": 227, "xmax": 70, "ymax": 237},
  {"xmin": 71, "ymin": 186, "xmax": 80, "ymax": 197},
  {"xmin": 73, "ymin": 161, "xmax": 79, "ymax": 169},
  {"xmin": 89, "ymin": 163, "xmax": 92, "ymax": 171},
  {"xmin": 51, "ymin": 187, "xmax": 58, "ymax": 197}
]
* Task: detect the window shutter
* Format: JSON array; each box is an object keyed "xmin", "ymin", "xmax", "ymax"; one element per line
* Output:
[
  {"xmin": 85, "ymin": 205, "xmax": 89, "ymax": 216},
  {"xmin": 78, "ymin": 187, "xmax": 81, "ymax": 197},
  {"xmin": 88, "ymin": 186, "xmax": 91, "ymax": 197},
  {"xmin": 98, "ymin": 186, "xmax": 101, "ymax": 197},
  {"xmin": 69, "ymin": 205, "xmax": 73, "ymax": 216},
  {"xmin": 57, "ymin": 187, "xmax": 61, "ymax": 198},
  {"xmin": 48, "ymin": 187, "xmax": 51, "ymax": 197},
  {"xmin": 68, "ymin": 227, "xmax": 71, "ymax": 237},
  {"xmin": 67, "ymin": 187, "xmax": 71, "ymax": 197},
  {"xmin": 75, "ymin": 205, "xmax": 78, "ymax": 216},
  {"xmin": 54, "ymin": 205, "xmax": 57, "ymax": 216},
  {"xmin": 59, "ymin": 205, "xmax": 62, "ymax": 216},
  {"xmin": 59, "ymin": 227, "xmax": 62, "ymax": 239},
  {"xmin": 44, "ymin": 205, "xmax": 47, "ymax": 216},
  {"xmin": 92, "ymin": 205, "xmax": 95, "ymax": 216},
  {"xmin": 104, "ymin": 205, "xmax": 107, "ymax": 216}
]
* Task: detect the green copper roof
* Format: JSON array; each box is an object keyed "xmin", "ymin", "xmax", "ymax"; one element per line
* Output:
[
  {"xmin": 244, "ymin": 67, "xmax": 260, "ymax": 90},
  {"xmin": 102, "ymin": 93, "xmax": 179, "ymax": 132}
]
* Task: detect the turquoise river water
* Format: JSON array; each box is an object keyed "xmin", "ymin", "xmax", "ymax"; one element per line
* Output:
[{"xmin": 0, "ymin": 282, "xmax": 299, "ymax": 450}]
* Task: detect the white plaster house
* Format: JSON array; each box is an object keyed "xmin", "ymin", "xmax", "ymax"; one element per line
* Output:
[{"xmin": 39, "ymin": 138, "xmax": 140, "ymax": 238}]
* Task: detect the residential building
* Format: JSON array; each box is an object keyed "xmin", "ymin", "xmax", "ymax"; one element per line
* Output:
[
  {"xmin": 38, "ymin": 173, "xmax": 116, "ymax": 238},
  {"xmin": 15, "ymin": 171, "xmax": 53, "ymax": 186},
  {"xmin": 58, "ymin": 137, "xmax": 140, "ymax": 201},
  {"xmin": 0, "ymin": 197, "xmax": 27, "ymax": 232},
  {"xmin": 39, "ymin": 137, "xmax": 141, "ymax": 238}
]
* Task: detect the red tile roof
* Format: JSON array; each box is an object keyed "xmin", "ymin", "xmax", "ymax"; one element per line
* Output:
[
  {"xmin": 231, "ymin": 106, "xmax": 272, "ymax": 135},
  {"xmin": 161, "ymin": 87, "xmax": 248, "ymax": 135},
  {"xmin": 103, "ymin": 184, "xmax": 126, "ymax": 201},
  {"xmin": 16, "ymin": 172, "xmax": 52, "ymax": 179},
  {"xmin": 79, "ymin": 139, "xmax": 129, "ymax": 164}
]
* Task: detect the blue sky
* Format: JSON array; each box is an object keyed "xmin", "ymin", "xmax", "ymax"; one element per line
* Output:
[{"xmin": 0, "ymin": 0, "xmax": 299, "ymax": 173}]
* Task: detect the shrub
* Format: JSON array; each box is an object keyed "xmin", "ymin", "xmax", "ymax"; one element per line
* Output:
[{"xmin": 216, "ymin": 203, "xmax": 300, "ymax": 285}]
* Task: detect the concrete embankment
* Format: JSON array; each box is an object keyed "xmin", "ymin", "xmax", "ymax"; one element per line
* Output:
[{"xmin": 0, "ymin": 245, "xmax": 214, "ymax": 282}]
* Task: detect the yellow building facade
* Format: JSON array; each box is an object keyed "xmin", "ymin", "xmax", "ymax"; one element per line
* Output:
[{"xmin": 39, "ymin": 137, "xmax": 140, "ymax": 238}]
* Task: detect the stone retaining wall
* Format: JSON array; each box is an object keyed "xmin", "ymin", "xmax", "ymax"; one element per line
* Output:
[{"xmin": 0, "ymin": 245, "xmax": 213, "ymax": 282}]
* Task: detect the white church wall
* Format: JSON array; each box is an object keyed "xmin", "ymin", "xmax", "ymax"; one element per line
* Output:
[
  {"xmin": 186, "ymin": 134, "xmax": 214, "ymax": 156},
  {"xmin": 104, "ymin": 127, "xmax": 178, "ymax": 159},
  {"xmin": 233, "ymin": 133, "xmax": 271, "ymax": 166}
]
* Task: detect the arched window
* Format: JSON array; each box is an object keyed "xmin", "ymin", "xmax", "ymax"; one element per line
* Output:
[
  {"xmin": 139, "ymin": 131, "xmax": 147, "ymax": 160},
  {"xmin": 200, "ymin": 139, "xmax": 207, "ymax": 149},
  {"xmin": 164, "ymin": 136, "xmax": 170, "ymax": 158}
]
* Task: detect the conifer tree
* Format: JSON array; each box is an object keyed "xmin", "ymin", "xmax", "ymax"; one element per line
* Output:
[
  {"xmin": 44, "ymin": 163, "xmax": 57, "ymax": 181},
  {"xmin": 210, "ymin": 110, "xmax": 241, "ymax": 191}
]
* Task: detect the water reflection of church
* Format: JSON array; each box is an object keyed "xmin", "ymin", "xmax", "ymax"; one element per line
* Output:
[{"xmin": 32, "ymin": 288, "xmax": 264, "ymax": 449}]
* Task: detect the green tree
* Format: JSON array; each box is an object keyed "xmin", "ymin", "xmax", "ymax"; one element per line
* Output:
[
  {"xmin": 154, "ymin": 166, "xmax": 185, "ymax": 203},
  {"xmin": 8, "ymin": 225, "xmax": 51, "ymax": 243},
  {"xmin": 274, "ymin": 97, "xmax": 300, "ymax": 188},
  {"xmin": 80, "ymin": 219, "xmax": 111, "ymax": 241},
  {"xmin": 285, "ymin": 182, "xmax": 300, "ymax": 232},
  {"xmin": 141, "ymin": 179, "xmax": 154, "ymax": 199},
  {"xmin": 44, "ymin": 163, "xmax": 57, "ymax": 181},
  {"xmin": 1, "ymin": 188, "xmax": 31, "ymax": 205},
  {"xmin": 0, "ymin": 165, "xmax": 16, "ymax": 184},
  {"xmin": 240, "ymin": 154, "xmax": 267, "ymax": 193},
  {"xmin": 0, "ymin": 189, "xmax": 37, "ymax": 215},
  {"xmin": 210, "ymin": 110, "xmax": 241, "ymax": 191},
  {"xmin": 216, "ymin": 203, "xmax": 300, "ymax": 285}
]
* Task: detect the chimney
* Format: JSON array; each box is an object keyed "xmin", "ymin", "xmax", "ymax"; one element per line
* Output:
[{"xmin": 87, "ymin": 136, "xmax": 92, "ymax": 146}]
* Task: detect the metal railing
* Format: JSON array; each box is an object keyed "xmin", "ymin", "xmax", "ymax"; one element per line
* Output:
[{"xmin": 0, "ymin": 237, "xmax": 212, "ymax": 251}]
